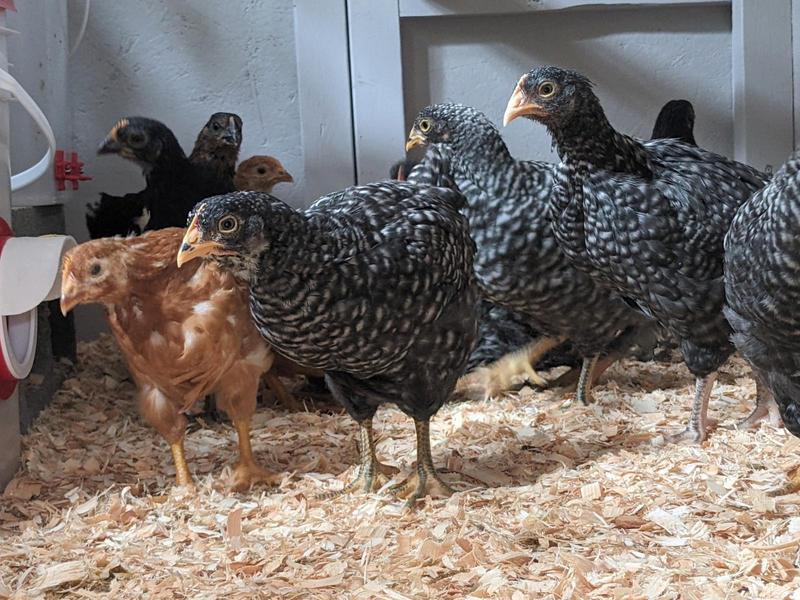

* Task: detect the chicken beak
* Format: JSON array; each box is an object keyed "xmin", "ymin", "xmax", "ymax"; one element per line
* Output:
[
  {"xmin": 406, "ymin": 128, "xmax": 426, "ymax": 152},
  {"xmin": 59, "ymin": 276, "xmax": 78, "ymax": 316},
  {"xmin": 177, "ymin": 214, "xmax": 227, "ymax": 267},
  {"xmin": 503, "ymin": 75, "xmax": 544, "ymax": 126},
  {"xmin": 97, "ymin": 135, "xmax": 122, "ymax": 155},
  {"xmin": 277, "ymin": 170, "xmax": 294, "ymax": 184},
  {"xmin": 223, "ymin": 118, "xmax": 239, "ymax": 145}
]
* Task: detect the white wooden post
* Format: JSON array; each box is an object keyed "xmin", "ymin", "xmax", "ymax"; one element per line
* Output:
[
  {"xmin": 731, "ymin": 0, "xmax": 794, "ymax": 172},
  {"xmin": 346, "ymin": 0, "xmax": 406, "ymax": 184},
  {"xmin": 295, "ymin": 0, "xmax": 356, "ymax": 202}
]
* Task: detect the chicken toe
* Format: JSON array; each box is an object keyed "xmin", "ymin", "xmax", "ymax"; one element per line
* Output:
[
  {"xmin": 388, "ymin": 419, "xmax": 455, "ymax": 509},
  {"xmin": 231, "ymin": 462, "xmax": 282, "ymax": 493},
  {"xmin": 668, "ymin": 373, "xmax": 718, "ymax": 444},
  {"xmin": 318, "ymin": 420, "xmax": 398, "ymax": 498}
]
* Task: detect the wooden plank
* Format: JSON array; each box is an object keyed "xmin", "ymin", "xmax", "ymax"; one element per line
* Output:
[
  {"xmin": 294, "ymin": 0, "xmax": 355, "ymax": 201},
  {"xmin": 731, "ymin": 0, "xmax": 793, "ymax": 172},
  {"xmin": 400, "ymin": 0, "xmax": 728, "ymax": 18},
  {"xmin": 347, "ymin": 0, "xmax": 405, "ymax": 184}
]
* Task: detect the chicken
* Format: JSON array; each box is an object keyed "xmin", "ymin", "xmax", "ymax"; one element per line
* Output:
[
  {"xmin": 651, "ymin": 99, "xmax": 696, "ymax": 146},
  {"xmin": 86, "ymin": 116, "xmax": 234, "ymax": 238},
  {"xmin": 389, "ymin": 159, "xmax": 419, "ymax": 181},
  {"xmin": 725, "ymin": 152, "xmax": 799, "ymax": 489},
  {"xmin": 234, "ymin": 156, "xmax": 293, "ymax": 193},
  {"xmin": 177, "ymin": 186, "xmax": 480, "ymax": 507},
  {"xmin": 189, "ymin": 112, "xmax": 243, "ymax": 185},
  {"xmin": 406, "ymin": 104, "xmax": 647, "ymax": 403},
  {"xmin": 504, "ymin": 66, "xmax": 767, "ymax": 442},
  {"xmin": 59, "ymin": 228, "xmax": 281, "ymax": 491}
]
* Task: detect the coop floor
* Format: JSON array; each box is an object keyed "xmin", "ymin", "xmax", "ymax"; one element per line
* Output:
[{"xmin": 2, "ymin": 337, "xmax": 800, "ymax": 599}]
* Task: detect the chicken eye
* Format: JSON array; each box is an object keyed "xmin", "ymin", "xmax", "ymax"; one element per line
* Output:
[
  {"xmin": 257, "ymin": 167, "xmax": 267, "ymax": 175},
  {"xmin": 128, "ymin": 132, "xmax": 146, "ymax": 148},
  {"xmin": 538, "ymin": 81, "xmax": 557, "ymax": 98},
  {"xmin": 89, "ymin": 263, "xmax": 102, "ymax": 277},
  {"xmin": 211, "ymin": 122, "xmax": 220, "ymax": 131},
  {"xmin": 418, "ymin": 119, "xmax": 432, "ymax": 133},
  {"xmin": 218, "ymin": 216, "xmax": 239, "ymax": 234}
]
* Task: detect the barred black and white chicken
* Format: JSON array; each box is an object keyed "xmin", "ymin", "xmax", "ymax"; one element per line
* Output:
[
  {"xmin": 504, "ymin": 66, "xmax": 767, "ymax": 442},
  {"xmin": 177, "ymin": 185, "xmax": 480, "ymax": 507}
]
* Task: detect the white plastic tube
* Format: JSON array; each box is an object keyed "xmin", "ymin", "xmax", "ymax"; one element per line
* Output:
[{"xmin": 0, "ymin": 67, "xmax": 56, "ymax": 191}]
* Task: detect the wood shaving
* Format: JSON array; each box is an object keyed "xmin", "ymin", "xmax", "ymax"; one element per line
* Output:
[{"xmin": 1, "ymin": 334, "xmax": 800, "ymax": 598}]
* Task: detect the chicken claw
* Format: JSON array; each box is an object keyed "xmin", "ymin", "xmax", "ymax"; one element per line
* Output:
[
  {"xmin": 728, "ymin": 377, "xmax": 783, "ymax": 430},
  {"xmin": 231, "ymin": 462, "xmax": 282, "ymax": 493},
  {"xmin": 388, "ymin": 419, "xmax": 454, "ymax": 509},
  {"xmin": 318, "ymin": 419, "xmax": 398, "ymax": 498}
]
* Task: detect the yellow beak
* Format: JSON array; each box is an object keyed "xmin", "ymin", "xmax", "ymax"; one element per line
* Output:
[
  {"xmin": 503, "ymin": 75, "xmax": 545, "ymax": 126},
  {"xmin": 59, "ymin": 274, "xmax": 78, "ymax": 316},
  {"xmin": 405, "ymin": 128, "xmax": 426, "ymax": 152},
  {"xmin": 176, "ymin": 213, "xmax": 229, "ymax": 267}
]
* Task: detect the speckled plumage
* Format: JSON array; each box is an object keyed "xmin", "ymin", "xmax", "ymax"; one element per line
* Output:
[
  {"xmin": 509, "ymin": 66, "xmax": 767, "ymax": 438},
  {"xmin": 189, "ymin": 112, "xmax": 243, "ymax": 185},
  {"xmin": 408, "ymin": 104, "xmax": 644, "ymax": 362},
  {"xmin": 188, "ymin": 185, "xmax": 480, "ymax": 422},
  {"xmin": 725, "ymin": 152, "xmax": 800, "ymax": 437}
]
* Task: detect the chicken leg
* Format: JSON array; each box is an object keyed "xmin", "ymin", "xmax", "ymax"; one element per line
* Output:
[
  {"xmin": 319, "ymin": 419, "xmax": 398, "ymax": 498},
  {"xmin": 576, "ymin": 355, "xmax": 599, "ymax": 405},
  {"xmin": 170, "ymin": 440, "xmax": 194, "ymax": 488},
  {"xmin": 263, "ymin": 372, "xmax": 303, "ymax": 411},
  {"xmin": 389, "ymin": 419, "xmax": 454, "ymax": 509},
  {"xmin": 731, "ymin": 375, "xmax": 783, "ymax": 430},
  {"xmin": 231, "ymin": 419, "xmax": 282, "ymax": 492},
  {"xmin": 668, "ymin": 372, "xmax": 718, "ymax": 443},
  {"xmin": 459, "ymin": 335, "xmax": 567, "ymax": 398}
]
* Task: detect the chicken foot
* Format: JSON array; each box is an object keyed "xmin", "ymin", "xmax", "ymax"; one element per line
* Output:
[
  {"xmin": 668, "ymin": 372, "xmax": 718, "ymax": 444},
  {"xmin": 459, "ymin": 335, "xmax": 568, "ymax": 398},
  {"xmin": 231, "ymin": 419, "xmax": 282, "ymax": 492},
  {"xmin": 389, "ymin": 419, "xmax": 454, "ymax": 509},
  {"xmin": 318, "ymin": 419, "xmax": 398, "ymax": 499},
  {"xmin": 730, "ymin": 375, "xmax": 783, "ymax": 430}
]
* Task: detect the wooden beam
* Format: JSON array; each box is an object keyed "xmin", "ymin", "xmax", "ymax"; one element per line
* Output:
[
  {"xmin": 731, "ymin": 0, "xmax": 793, "ymax": 172},
  {"xmin": 294, "ymin": 0, "xmax": 355, "ymax": 202},
  {"xmin": 347, "ymin": 0, "xmax": 406, "ymax": 184},
  {"xmin": 400, "ymin": 0, "xmax": 729, "ymax": 18}
]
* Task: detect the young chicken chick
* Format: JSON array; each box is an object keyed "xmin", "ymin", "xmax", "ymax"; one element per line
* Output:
[
  {"xmin": 234, "ymin": 155, "xmax": 293, "ymax": 193},
  {"xmin": 178, "ymin": 187, "xmax": 480, "ymax": 508},
  {"xmin": 504, "ymin": 66, "xmax": 767, "ymax": 442},
  {"xmin": 86, "ymin": 116, "xmax": 234, "ymax": 238},
  {"xmin": 189, "ymin": 112, "xmax": 243, "ymax": 185},
  {"xmin": 60, "ymin": 228, "xmax": 281, "ymax": 492}
]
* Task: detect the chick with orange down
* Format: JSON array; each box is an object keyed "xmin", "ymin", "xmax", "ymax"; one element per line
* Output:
[
  {"xmin": 234, "ymin": 155, "xmax": 293, "ymax": 193},
  {"xmin": 60, "ymin": 228, "xmax": 282, "ymax": 491}
]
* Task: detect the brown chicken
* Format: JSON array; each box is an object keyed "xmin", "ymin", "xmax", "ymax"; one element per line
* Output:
[
  {"xmin": 234, "ymin": 155, "xmax": 293, "ymax": 193},
  {"xmin": 60, "ymin": 228, "xmax": 283, "ymax": 491}
]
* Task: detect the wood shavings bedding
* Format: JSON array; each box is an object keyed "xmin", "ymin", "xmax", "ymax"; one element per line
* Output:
[{"xmin": 2, "ymin": 335, "xmax": 800, "ymax": 598}]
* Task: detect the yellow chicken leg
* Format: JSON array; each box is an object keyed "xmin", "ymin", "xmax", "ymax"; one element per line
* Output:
[
  {"xmin": 458, "ymin": 336, "xmax": 567, "ymax": 398},
  {"xmin": 170, "ymin": 440, "xmax": 194, "ymax": 488},
  {"xmin": 319, "ymin": 419, "xmax": 398, "ymax": 498},
  {"xmin": 231, "ymin": 419, "xmax": 282, "ymax": 492},
  {"xmin": 389, "ymin": 419, "xmax": 454, "ymax": 509}
]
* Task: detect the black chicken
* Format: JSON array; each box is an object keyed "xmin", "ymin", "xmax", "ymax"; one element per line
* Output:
[
  {"xmin": 189, "ymin": 112, "xmax": 243, "ymax": 184},
  {"xmin": 503, "ymin": 66, "xmax": 767, "ymax": 442},
  {"xmin": 406, "ymin": 103, "xmax": 647, "ymax": 403},
  {"xmin": 177, "ymin": 186, "xmax": 480, "ymax": 507},
  {"xmin": 725, "ymin": 152, "xmax": 800, "ymax": 488},
  {"xmin": 86, "ymin": 116, "xmax": 234, "ymax": 238},
  {"xmin": 651, "ymin": 99, "xmax": 696, "ymax": 146}
]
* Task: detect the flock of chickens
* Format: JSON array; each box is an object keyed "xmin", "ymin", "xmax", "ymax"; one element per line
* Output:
[{"xmin": 56, "ymin": 64, "xmax": 800, "ymax": 508}]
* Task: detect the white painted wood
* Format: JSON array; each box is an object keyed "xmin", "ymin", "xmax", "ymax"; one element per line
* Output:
[
  {"xmin": 347, "ymin": 0, "xmax": 406, "ymax": 184},
  {"xmin": 731, "ymin": 0, "xmax": 793, "ymax": 172},
  {"xmin": 294, "ymin": 0, "xmax": 355, "ymax": 202},
  {"xmin": 400, "ymin": 0, "xmax": 728, "ymax": 18}
]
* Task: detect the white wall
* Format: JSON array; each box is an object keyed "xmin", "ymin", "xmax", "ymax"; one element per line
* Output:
[{"xmin": 402, "ymin": 4, "xmax": 733, "ymax": 162}]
